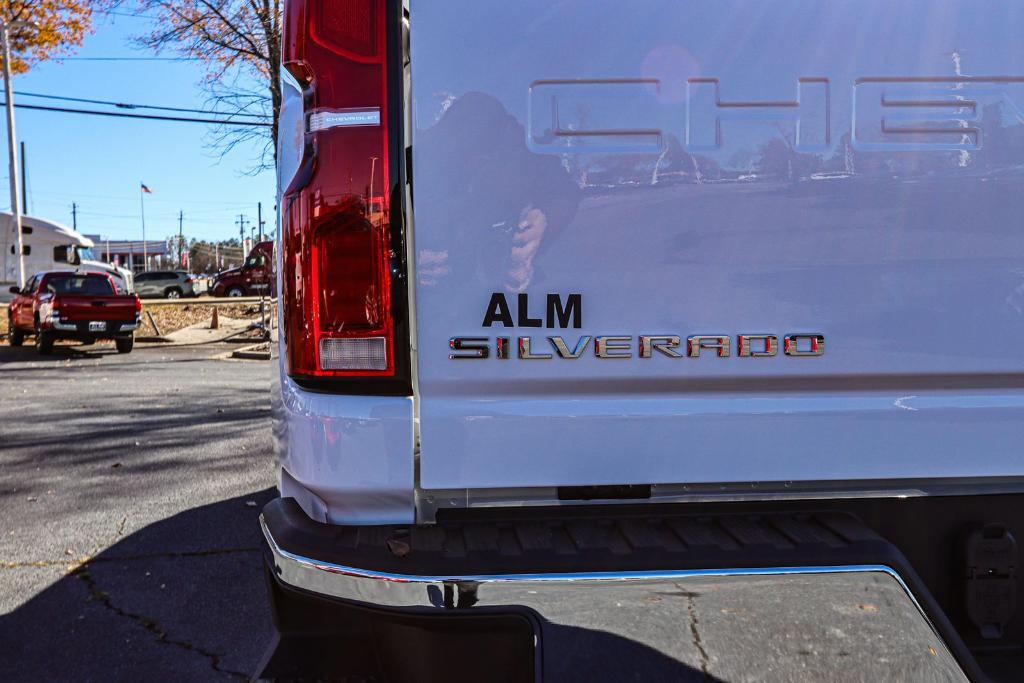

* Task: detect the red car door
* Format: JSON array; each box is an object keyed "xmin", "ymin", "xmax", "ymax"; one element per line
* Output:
[
  {"xmin": 251, "ymin": 253, "xmax": 270, "ymax": 293},
  {"xmin": 12, "ymin": 275, "xmax": 36, "ymax": 329},
  {"xmin": 242, "ymin": 250, "xmax": 270, "ymax": 294}
]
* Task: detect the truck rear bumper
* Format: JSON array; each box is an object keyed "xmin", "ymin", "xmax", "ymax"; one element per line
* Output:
[
  {"xmin": 260, "ymin": 497, "xmax": 984, "ymax": 681},
  {"xmin": 50, "ymin": 318, "xmax": 138, "ymax": 335}
]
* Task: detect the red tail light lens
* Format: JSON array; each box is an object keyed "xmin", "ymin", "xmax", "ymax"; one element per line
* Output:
[{"xmin": 281, "ymin": 0, "xmax": 394, "ymax": 379}]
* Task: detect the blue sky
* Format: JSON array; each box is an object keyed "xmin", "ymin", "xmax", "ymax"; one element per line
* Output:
[{"xmin": 7, "ymin": 10, "xmax": 275, "ymax": 243}]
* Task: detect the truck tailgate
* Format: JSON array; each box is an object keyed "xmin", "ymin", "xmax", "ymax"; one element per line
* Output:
[
  {"xmin": 410, "ymin": 0, "xmax": 1024, "ymax": 491},
  {"xmin": 59, "ymin": 295, "xmax": 137, "ymax": 321}
]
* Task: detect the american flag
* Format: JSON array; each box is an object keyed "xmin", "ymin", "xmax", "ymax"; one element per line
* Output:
[{"xmin": 140, "ymin": 183, "xmax": 153, "ymax": 194}]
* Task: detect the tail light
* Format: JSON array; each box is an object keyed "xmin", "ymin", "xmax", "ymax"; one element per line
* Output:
[
  {"xmin": 281, "ymin": 0, "xmax": 402, "ymax": 384},
  {"xmin": 185, "ymin": 276, "xmax": 195, "ymax": 284},
  {"xmin": 134, "ymin": 296, "xmax": 142, "ymax": 313}
]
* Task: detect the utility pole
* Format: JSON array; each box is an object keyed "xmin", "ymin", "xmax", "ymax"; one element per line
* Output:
[
  {"xmin": 178, "ymin": 210, "xmax": 184, "ymax": 269},
  {"xmin": 19, "ymin": 140, "xmax": 25, "ymax": 214},
  {"xmin": 1, "ymin": 20, "xmax": 37, "ymax": 288},
  {"xmin": 236, "ymin": 214, "xmax": 248, "ymax": 257},
  {"xmin": 140, "ymin": 182, "xmax": 148, "ymax": 271},
  {"xmin": 255, "ymin": 201, "xmax": 267, "ymax": 336},
  {"xmin": 71, "ymin": 202, "xmax": 77, "ymax": 230}
]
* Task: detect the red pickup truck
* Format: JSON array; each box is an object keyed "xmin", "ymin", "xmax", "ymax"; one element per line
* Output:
[
  {"xmin": 7, "ymin": 271, "xmax": 141, "ymax": 354},
  {"xmin": 209, "ymin": 240, "xmax": 273, "ymax": 297}
]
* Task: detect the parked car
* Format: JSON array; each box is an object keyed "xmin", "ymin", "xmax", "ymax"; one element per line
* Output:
[
  {"xmin": 134, "ymin": 270, "xmax": 198, "ymax": 299},
  {"xmin": 210, "ymin": 241, "xmax": 273, "ymax": 297},
  {"xmin": 7, "ymin": 270, "xmax": 140, "ymax": 354}
]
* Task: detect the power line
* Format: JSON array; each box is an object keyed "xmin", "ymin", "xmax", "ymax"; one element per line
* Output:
[
  {"xmin": 32, "ymin": 198, "xmax": 262, "ymax": 221},
  {"xmin": 94, "ymin": 9, "xmax": 162, "ymax": 19},
  {"xmin": 55, "ymin": 56, "xmax": 199, "ymax": 61},
  {"xmin": 14, "ymin": 90, "xmax": 269, "ymax": 118},
  {"xmin": 73, "ymin": 206, "xmax": 247, "ymax": 221},
  {"xmin": 36, "ymin": 197, "xmax": 260, "ymax": 214},
  {"xmin": 2, "ymin": 101, "xmax": 272, "ymax": 126},
  {"xmin": 32, "ymin": 190, "xmax": 259, "ymax": 206}
]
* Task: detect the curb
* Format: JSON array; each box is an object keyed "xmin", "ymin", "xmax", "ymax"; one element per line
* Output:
[{"xmin": 231, "ymin": 343, "xmax": 271, "ymax": 361}]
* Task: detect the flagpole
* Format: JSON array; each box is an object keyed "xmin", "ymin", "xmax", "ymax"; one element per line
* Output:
[{"xmin": 140, "ymin": 182, "xmax": 147, "ymax": 271}]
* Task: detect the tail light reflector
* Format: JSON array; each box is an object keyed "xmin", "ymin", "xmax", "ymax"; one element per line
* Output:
[
  {"xmin": 320, "ymin": 337, "xmax": 388, "ymax": 371},
  {"xmin": 281, "ymin": 0, "xmax": 394, "ymax": 379}
]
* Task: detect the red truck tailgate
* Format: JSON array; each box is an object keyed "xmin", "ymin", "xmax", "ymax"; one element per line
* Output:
[{"xmin": 57, "ymin": 295, "xmax": 138, "ymax": 322}]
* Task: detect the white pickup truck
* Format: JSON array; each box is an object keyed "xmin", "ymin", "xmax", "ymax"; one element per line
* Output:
[{"xmin": 263, "ymin": 1, "xmax": 1022, "ymax": 680}]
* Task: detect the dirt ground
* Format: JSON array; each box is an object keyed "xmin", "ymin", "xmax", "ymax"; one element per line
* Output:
[{"xmin": 138, "ymin": 303, "xmax": 268, "ymax": 337}]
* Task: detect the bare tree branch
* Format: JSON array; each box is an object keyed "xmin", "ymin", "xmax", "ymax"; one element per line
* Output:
[{"xmin": 134, "ymin": 0, "xmax": 280, "ymax": 172}]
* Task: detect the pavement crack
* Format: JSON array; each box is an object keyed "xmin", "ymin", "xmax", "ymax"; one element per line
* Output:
[
  {"xmin": 96, "ymin": 547, "xmax": 263, "ymax": 562},
  {"xmin": 684, "ymin": 586, "xmax": 712, "ymax": 679},
  {"xmin": 0, "ymin": 559, "xmax": 82, "ymax": 569},
  {"xmin": 2, "ymin": 547, "xmax": 260, "ymax": 569},
  {"xmin": 72, "ymin": 564, "xmax": 249, "ymax": 680}
]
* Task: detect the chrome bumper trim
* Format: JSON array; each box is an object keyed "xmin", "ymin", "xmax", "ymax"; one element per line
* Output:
[
  {"xmin": 261, "ymin": 513, "xmax": 968, "ymax": 679},
  {"xmin": 49, "ymin": 321, "xmax": 138, "ymax": 332},
  {"xmin": 267, "ymin": 511, "xmax": 902, "ymax": 590}
]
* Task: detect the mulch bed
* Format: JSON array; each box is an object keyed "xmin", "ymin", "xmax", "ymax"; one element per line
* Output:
[
  {"xmin": 139, "ymin": 303, "xmax": 268, "ymax": 336},
  {"xmin": 0, "ymin": 302, "xmax": 271, "ymax": 339}
]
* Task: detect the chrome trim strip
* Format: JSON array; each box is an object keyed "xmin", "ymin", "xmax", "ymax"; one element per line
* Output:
[
  {"xmin": 418, "ymin": 477, "xmax": 1024, "ymax": 522},
  {"xmin": 267, "ymin": 515, "xmax": 889, "ymax": 584},
  {"xmin": 261, "ymin": 513, "xmax": 967, "ymax": 678},
  {"xmin": 51, "ymin": 321, "xmax": 138, "ymax": 332}
]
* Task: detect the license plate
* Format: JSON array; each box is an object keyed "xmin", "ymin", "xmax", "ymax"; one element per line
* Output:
[{"xmin": 88, "ymin": 321, "xmax": 106, "ymax": 332}]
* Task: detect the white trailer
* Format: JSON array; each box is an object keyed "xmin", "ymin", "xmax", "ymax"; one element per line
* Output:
[{"xmin": 0, "ymin": 213, "xmax": 133, "ymax": 299}]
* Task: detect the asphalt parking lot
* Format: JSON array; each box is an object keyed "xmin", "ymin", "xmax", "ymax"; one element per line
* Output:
[
  {"xmin": 0, "ymin": 341, "xmax": 994, "ymax": 682},
  {"xmin": 0, "ymin": 341, "xmax": 275, "ymax": 680}
]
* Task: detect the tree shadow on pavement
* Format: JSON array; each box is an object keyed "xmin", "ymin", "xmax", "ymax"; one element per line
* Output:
[
  {"xmin": 0, "ymin": 487, "xmax": 278, "ymax": 681},
  {"xmin": 0, "ymin": 342, "xmax": 124, "ymax": 363},
  {"xmin": 3, "ymin": 483, "xmax": 727, "ymax": 682}
]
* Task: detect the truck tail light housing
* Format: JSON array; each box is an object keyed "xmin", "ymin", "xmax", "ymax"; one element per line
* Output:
[{"xmin": 280, "ymin": 0, "xmax": 409, "ymax": 391}]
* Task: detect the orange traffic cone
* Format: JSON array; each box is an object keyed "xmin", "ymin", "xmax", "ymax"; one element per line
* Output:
[{"xmin": 210, "ymin": 307, "xmax": 220, "ymax": 330}]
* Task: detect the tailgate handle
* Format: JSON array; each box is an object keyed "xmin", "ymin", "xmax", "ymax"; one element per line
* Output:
[{"xmin": 91, "ymin": 301, "xmax": 106, "ymax": 306}]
